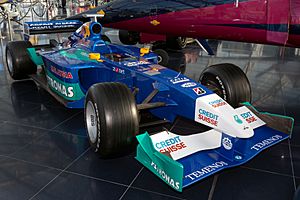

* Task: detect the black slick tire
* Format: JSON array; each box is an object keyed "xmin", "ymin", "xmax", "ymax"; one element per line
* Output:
[
  {"xmin": 154, "ymin": 49, "xmax": 169, "ymax": 67},
  {"xmin": 119, "ymin": 30, "xmax": 138, "ymax": 45},
  {"xmin": 85, "ymin": 82, "xmax": 139, "ymax": 158},
  {"xmin": 199, "ymin": 63, "xmax": 251, "ymax": 108},
  {"xmin": 6, "ymin": 41, "xmax": 37, "ymax": 80}
]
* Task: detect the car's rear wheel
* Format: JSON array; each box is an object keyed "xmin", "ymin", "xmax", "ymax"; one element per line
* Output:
[
  {"xmin": 85, "ymin": 82, "xmax": 139, "ymax": 158},
  {"xmin": 199, "ymin": 63, "xmax": 251, "ymax": 108},
  {"xmin": 6, "ymin": 41, "xmax": 37, "ymax": 80},
  {"xmin": 153, "ymin": 49, "xmax": 169, "ymax": 67}
]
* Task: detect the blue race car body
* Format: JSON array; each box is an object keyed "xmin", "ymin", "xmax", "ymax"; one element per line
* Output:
[{"xmin": 23, "ymin": 19, "xmax": 294, "ymax": 192}]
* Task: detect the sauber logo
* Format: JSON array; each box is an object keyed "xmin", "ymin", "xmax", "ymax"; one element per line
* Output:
[{"xmin": 193, "ymin": 87, "xmax": 206, "ymax": 95}]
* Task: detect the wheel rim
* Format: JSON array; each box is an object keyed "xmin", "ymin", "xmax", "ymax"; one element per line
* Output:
[
  {"xmin": 86, "ymin": 101, "xmax": 98, "ymax": 143},
  {"xmin": 6, "ymin": 50, "xmax": 14, "ymax": 75},
  {"xmin": 200, "ymin": 74, "xmax": 225, "ymax": 99},
  {"xmin": 157, "ymin": 55, "xmax": 163, "ymax": 64}
]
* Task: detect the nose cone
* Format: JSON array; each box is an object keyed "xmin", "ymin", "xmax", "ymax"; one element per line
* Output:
[{"xmin": 195, "ymin": 94, "xmax": 254, "ymax": 138}]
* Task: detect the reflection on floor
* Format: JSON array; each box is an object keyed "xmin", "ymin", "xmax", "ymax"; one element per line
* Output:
[{"xmin": 0, "ymin": 2, "xmax": 299, "ymax": 200}]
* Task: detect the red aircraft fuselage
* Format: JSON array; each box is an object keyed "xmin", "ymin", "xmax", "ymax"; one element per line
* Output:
[{"xmin": 68, "ymin": 0, "xmax": 300, "ymax": 47}]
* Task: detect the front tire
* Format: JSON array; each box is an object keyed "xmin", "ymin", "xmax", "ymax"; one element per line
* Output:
[
  {"xmin": 199, "ymin": 63, "xmax": 251, "ymax": 108},
  {"xmin": 6, "ymin": 41, "xmax": 37, "ymax": 80},
  {"xmin": 85, "ymin": 82, "xmax": 139, "ymax": 158}
]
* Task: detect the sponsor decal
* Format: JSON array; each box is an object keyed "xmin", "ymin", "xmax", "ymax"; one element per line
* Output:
[
  {"xmin": 137, "ymin": 66, "xmax": 151, "ymax": 72},
  {"xmin": 170, "ymin": 77, "xmax": 189, "ymax": 84},
  {"xmin": 143, "ymin": 65, "xmax": 165, "ymax": 76},
  {"xmin": 112, "ymin": 67, "xmax": 125, "ymax": 74},
  {"xmin": 50, "ymin": 66, "xmax": 73, "ymax": 79},
  {"xmin": 151, "ymin": 162, "xmax": 180, "ymax": 190},
  {"xmin": 222, "ymin": 137, "xmax": 232, "ymax": 150},
  {"xmin": 251, "ymin": 135, "xmax": 283, "ymax": 151},
  {"xmin": 198, "ymin": 109, "xmax": 219, "ymax": 126},
  {"xmin": 193, "ymin": 87, "xmax": 206, "ymax": 95},
  {"xmin": 46, "ymin": 75, "xmax": 74, "ymax": 98},
  {"xmin": 234, "ymin": 115, "xmax": 243, "ymax": 124},
  {"xmin": 240, "ymin": 111, "xmax": 257, "ymax": 124},
  {"xmin": 144, "ymin": 70, "xmax": 161, "ymax": 76},
  {"xmin": 208, "ymin": 99, "xmax": 227, "ymax": 108},
  {"xmin": 29, "ymin": 21, "xmax": 79, "ymax": 30},
  {"xmin": 181, "ymin": 82, "xmax": 197, "ymax": 88},
  {"xmin": 154, "ymin": 136, "xmax": 187, "ymax": 153},
  {"xmin": 124, "ymin": 61, "xmax": 149, "ymax": 67},
  {"xmin": 185, "ymin": 161, "xmax": 228, "ymax": 180}
]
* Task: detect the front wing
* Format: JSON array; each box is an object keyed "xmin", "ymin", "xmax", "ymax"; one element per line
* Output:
[{"xmin": 136, "ymin": 104, "xmax": 294, "ymax": 192}]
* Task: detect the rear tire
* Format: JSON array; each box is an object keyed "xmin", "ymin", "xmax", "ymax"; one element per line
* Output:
[
  {"xmin": 199, "ymin": 63, "xmax": 251, "ymax": 108},
  {"xmin": 6, "ymin": 41, "xmax": 37, "ymax": 80},
  {"xmin": 119, "ymin": 30, "xmax": 138, "ymax": 45},
  {"xmin": 153, "ymin": 49, "xmax": 169, "ymax": 67},
  {"xmin": 85, "ymin": 82, "xmax": 139, "ymax": 158}
]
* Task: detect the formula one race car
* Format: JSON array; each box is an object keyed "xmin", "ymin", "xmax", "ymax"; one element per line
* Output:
[{"xmin": 5, "ymin": 15, "xmax": 294, "ymax": 192}]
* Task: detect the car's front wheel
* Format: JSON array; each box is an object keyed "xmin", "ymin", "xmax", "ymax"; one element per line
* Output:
[
  {"xmin": 199, "ymin": 63, "xmax": 252, "ymax": 108},
  {"xmin": 85, "ymin": 82, "xmax": 139, "ymax": 158}
]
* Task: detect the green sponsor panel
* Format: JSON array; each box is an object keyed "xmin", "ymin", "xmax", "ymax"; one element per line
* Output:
[
  {"xmin": 59, "ymin": 49, "xmax": 97, "ymax": 62},
  {"xmin": 46, "ymin": 70, "xmax": 85, "ymax": 101},
  {"xmin": 136, "ymin": 132, "xmax": 184, "ymax": 192}
]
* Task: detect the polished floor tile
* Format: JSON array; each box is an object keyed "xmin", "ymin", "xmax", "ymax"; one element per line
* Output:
[
  {"xmin": 122, "ymin": 188, "xmax": 184, "ymax": 200},
  {"xmin": 243, "ymin": 143, "xmax": 293, "ymax": 176},
  {"xmin": 0, "ymin": 97, "xmax": 80, "ymax": 130},
  {"xmin": 10, "ymin": 131, "xmax": 90, "ymax": 170},
  {"xmin": 291, "ymin": 126, "xmax": 300, "ymax": 146},
  {"xmin": 66, "ymin": 149, "xmax": 142, "ymax": 185},
  {"xmin": 212, "ymin": 167, "xmax": 295, "ymax": 200},
  {"xmin": 53, "ymin": 112, "xmax": 87, "ymax": 137},
  {"xmin": 0, "ymin": 123, "xmax": 48, "ymax": 156},
  {"xmin": 31, "ymin": 172, "xmax": 127, "ymax": 200},
  {"xmin": 291, "ymin": 145, "xmax": 300, "ymax": 178},
  {"xmin": 0, "ymin": 157, "xmax": 60, "ymax": 200}
]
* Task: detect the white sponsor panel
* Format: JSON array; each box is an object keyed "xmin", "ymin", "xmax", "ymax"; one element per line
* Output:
[
  {"xmin": 235, "ymin": 106, "xmax": 266, "ymax": 129},
  {"xmin": 150, "ymin": 130, "xmax": 221, "ymax": 160},
  {"xmin": 194, "ymin": 94, "xmax": 254, "ymax": 138}
]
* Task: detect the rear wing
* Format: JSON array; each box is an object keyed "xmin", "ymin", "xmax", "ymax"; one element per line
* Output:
[{"xmin": 24, "ymin": 20, "xmax": 83, "ymax": 36}]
